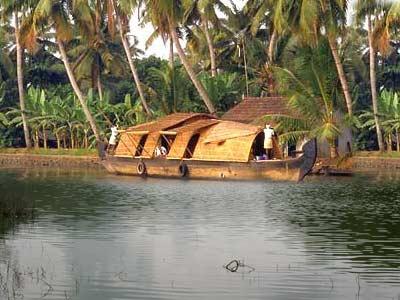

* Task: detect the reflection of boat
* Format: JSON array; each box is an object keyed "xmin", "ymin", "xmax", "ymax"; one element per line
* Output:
[{"xmin": 101, "ymin": 113, "xmax": 317, "ymax": 182}]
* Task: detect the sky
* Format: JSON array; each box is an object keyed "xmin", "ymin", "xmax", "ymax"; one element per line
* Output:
[
  {"xmin": 130, "ymin": 0, "xmax": 357, "ymax": 59},
  {"xmin": 129, "ymin": 0, "xmax": 246, "ymax": 58}
]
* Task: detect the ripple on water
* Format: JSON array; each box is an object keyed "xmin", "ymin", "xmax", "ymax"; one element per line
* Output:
[{"xmin": 1, "ymin": 170, "xmax": 400, "ymax": 299}]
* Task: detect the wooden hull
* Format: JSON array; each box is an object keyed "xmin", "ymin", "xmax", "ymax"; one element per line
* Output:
[{"xmin": 102, "ymin": 139, "xmax": 317, "ymax": 182}]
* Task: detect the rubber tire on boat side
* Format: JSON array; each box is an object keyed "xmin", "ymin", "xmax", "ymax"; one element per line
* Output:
[
  {"xmin": 137, "ymin": 161, "xmax": 147, "ymax": 176},
  {"xmin": 178, "ymin": 162, "xmax": 189, "ymax": 177}
]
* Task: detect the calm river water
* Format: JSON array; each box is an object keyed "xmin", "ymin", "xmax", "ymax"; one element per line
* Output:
[{"xmin": 1, "ymin": 168, "xmax": 400, "ymax": 300}]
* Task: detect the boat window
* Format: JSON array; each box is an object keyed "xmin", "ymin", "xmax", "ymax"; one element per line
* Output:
[
  {"xmin": 251, "ymin": 132, "xmax": 266, "ymax": 160},
  {"xmin": 184, "ymin": 134, "xmax": 200, "ymax": 158},
  {"xmin": 135, "ymin": 135, "xmax": 148, "ymax": 156},
  {"xmin": 160, "ymin": 134, "xmax": 176, "ymax": 155}
]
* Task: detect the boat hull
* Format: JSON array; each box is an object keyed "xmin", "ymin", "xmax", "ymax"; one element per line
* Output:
[
  {"xmin": 103, "ymin": 156, "xmax": 304, "ymax": 181},
  {"xmin": 102, "ymin": 139, "xmax": 317, "ymax": 182}
]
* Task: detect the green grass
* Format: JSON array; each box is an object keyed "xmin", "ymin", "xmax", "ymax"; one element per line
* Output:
[
  {"xmin": 355, "ymin": 151, "xmax": 400, "ymax": 158},
  {"xmin": 0, "ymin": 147, "xmax": 98, "ymax": 157}
]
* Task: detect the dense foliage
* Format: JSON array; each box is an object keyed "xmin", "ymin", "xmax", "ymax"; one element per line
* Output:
[{"xmin": 0, "ymin": 0, "xmax": 399, "ymax": 155}]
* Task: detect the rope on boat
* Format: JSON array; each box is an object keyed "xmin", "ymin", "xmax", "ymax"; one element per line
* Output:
[{"xmin": 224, "ymin": 259, "xmax": 255, "ymax": 273}]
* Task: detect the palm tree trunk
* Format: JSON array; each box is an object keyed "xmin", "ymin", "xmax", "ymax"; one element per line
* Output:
[
  {"xmin": 268, "ymin": 29, "xmax": 278, "ymax": 63},
  {"xmin": 115, "ymin": 15, "xmax": 152, "ymax": 116},
  {"xmin": 56, "ymin": 132, "xmax": 61, "ymax": 149},
  {"xmin": 70, "ymin": 130, "xmax": 74, "ymax": 149},
  {"xmin": 327, "ymin": 34, "xmax": 353, "ymax": 117},
  {"xmin": 202, "ymin": 17, "xmax": 217, "ymax": 77},
  {"xmin": 169, "ymin": 37, "xmax": 174, "ymax": 68},
  {"xmin": 368, "ymin": 16, "xmax": 384, "ymax": 152},
  {"xmin": 57, "ymin": 38, "xmax": 101, "ymax": 144},
  {"xmin": 14, "ymin": 11, "xmax": 32, "ymax": 149},
  {"xmin": 243, "ymin": 43, "xmax": 249, "ymax": 97},
  {"xmin": 43, "ymin": 126, "xmax": 47, "ymax": 149},
  {"xmin": 97, "ymin": 71, "xmax": 103, "ymax": 102},
  {"xmin": 34, "ymin": 130, "xmax": 39, "ymax": 149},
  {"xmin": 387, "ymin": 134, "xmax": 393, "ymax": 152},
  {"xmin": 397, "ymin": 129, "xmax": 400, "ymax": 152},
  {"xmin": 169, "ymin": 21, "xmax": 216, "ymax": 114}
]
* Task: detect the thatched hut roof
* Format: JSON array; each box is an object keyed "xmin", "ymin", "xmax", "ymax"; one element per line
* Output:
[
  {"xmin": 203, "ymin": 121, "xmax": 261, "ymax": 144},
  {"xmin": 222, "ymin": 97, "xmax": 290, "ymax": 125},
  {"xmin": 127, "ymin": 113, "xmax": 214, "ymax": 133}
]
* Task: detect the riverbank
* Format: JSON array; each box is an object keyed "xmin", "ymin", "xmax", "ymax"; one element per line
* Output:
[{"xmin": 0, "ymin": 150, "xmax": 102, "ymax": 169}]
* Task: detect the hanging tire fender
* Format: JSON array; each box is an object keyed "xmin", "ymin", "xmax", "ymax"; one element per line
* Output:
[
  {"xmin": 137, "ymin": 160, "xmax": 147, "ymax": 176},
  {"xmin": 178, "ymin": 162, "xmax": 189, "ymax": 177}
]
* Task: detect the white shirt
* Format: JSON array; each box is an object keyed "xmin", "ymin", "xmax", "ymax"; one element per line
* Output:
[
  {"xmin": 109, "ymin": 126, "xmax": 118, "ymax": 145},
  {"xmin": 264, "ymin": 127, "xmax": 275, "ymax": 140}
]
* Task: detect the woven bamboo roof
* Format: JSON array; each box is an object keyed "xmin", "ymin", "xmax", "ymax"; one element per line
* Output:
[
  {"xmin": 127, "ymin": 113, "xmax": 214, "ymax": 133},
  {"xmin": 203, "ymin": 121, "xmax": 261, "ymax": 144},
  {"xmin": 174, "ymin": 119, "xmax": 220, "ymax": 134},
  {"xmin": 222, "ymin": 97, "xmax": 290, "ymax": 124}
]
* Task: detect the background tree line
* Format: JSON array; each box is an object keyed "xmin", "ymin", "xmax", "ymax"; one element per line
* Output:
[{"xmin": 0, "ymin": 0, "xmax": 399, "ymax": 156}]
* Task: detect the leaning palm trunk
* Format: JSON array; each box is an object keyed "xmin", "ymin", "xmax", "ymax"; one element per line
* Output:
[
  {"xmin": 169, "ymin": 22, "xmax": 216, "ymax": 114},
  {"xmin": 115, "ymin": 14, "xmax": 151, "ymax": 116},
  {"xmin": 327, "ymin": 35, "xmax": 353, "ymax": 117},
  {"xmin": 202, "ymin": 18, "xmax": 217, "ymax": 77},
  {"xmin": 57, "ymin": 38, "xmax": 101, "ymax": 144},
  {"xmin": 169, "ymin": 37, "xmax": 174, "ymax": 68},
  {"xmin": 14, "ymin": 12, "xmax": 32, "ymax": 149},
  {"xmin": 367, "ymin": 17, "xmax": 384, "ymax": 151},
  {"xmin": 268, "ymin": 29, "xmax": 278, "ymax": 64}
]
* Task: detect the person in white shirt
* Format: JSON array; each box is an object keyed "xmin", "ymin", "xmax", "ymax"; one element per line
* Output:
[
  {"xmin": 155, "ymin": 145, "xmax": 167, "ymax": 157},
  {"xmin": 107, "ymin": 125, "xmax": 119, "ymax": 154},
  {"xmin": 264, "ymin": 124, "xmax": 275, "ymax": 159}
]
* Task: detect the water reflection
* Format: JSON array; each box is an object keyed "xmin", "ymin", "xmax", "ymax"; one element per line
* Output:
[{"xmin": 1, "ymin": 169, "xmax": 400, "ymax": 299}]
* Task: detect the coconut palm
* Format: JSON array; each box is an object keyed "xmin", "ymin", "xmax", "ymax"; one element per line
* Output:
[
  {"xmin": 69, "ymin": 0, "xmax": 125, "ymax": 99},
  {"xmin": 108, "ymin": 0, "xmax": 152, "ymax": 116},
  {"xmin": 24, "ymin": 0, "xmax": 102, "ymax": 146},
  {"xmin": 355, "ymin": 0, "xmax": 400, "ymax": 151},
  {"xmin": 143, "ymin": 0, "xmax": 216, "ymax": 114},
  {"xmin": 0, "ymin": 0, "xmax": 33, "ymax": 148},
  {"xmin": 183, "ymin": 0, "xmax": 230, "ymax": 77},
  {"xmin": 274, "ymin": 0, "xmax": 353, "ymax": 117},
  {"xmin": 269, "ymin": 39, "xmax": 343, "ymax": 158}
]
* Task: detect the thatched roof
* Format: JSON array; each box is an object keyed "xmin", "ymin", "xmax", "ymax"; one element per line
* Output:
[
  {"xmin": 203, "ymin": 121, "xmax": 261, "ymax": 144},
  {"xmin": 173, "ymin": 119, "xmax": 220, "ymax": 134},
  {"xmin": 128, "ymin": 113, "xmax": 214, "ymax": 133},
  {"xmin": 222, "ymin": 97, "xmax": 290, "ymax": 124}
]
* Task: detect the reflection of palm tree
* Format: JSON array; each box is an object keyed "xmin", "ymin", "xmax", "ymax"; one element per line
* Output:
[{"xmin": 278, "ymin": 179, "xmax": 400, "ymax": 271}]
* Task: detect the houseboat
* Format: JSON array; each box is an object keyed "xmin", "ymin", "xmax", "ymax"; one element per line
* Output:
[{"xmin": 101, "ymin": 112, "xmax": 317, "ymax": 182}]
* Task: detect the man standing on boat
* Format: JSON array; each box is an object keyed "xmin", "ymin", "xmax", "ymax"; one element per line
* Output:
[
  {"xmin": 264, "ymin": 124, "xmax": 275, "ymax": 159},
  {"xmin": 107, "ymin": 124, "xmax": 119, "ymax": 154}
]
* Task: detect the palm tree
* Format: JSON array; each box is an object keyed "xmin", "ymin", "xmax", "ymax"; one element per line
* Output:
[
  {"xmin": 25, "ymin": 0, "xmax": 102, "ymax": 145},
  {"xmin": 269, "ymin": 39, "xmax": 342, "ymax": 159},
  {"xmin": 355, "ymin": 0, "xmax": 400, "ymax": 151},
  {"xmin": 183, "ymin": 0, "xmax": 230, "ymax": 77},
  {"xmin": 275, "ymin": 0, "xmax": 354, "ymax": 117},
  {"xmin": 0, "ymin": 0, "xmax": 32, "ymax": 148},
  {"xmin": 143, "ymin": 0, "xmax": 216, "ymax": 114},
  {"xmin": 109, "ymin": 0, "xmax": 152, "ymax": 116},
  {"xmin": 69, "ymin": 0, "xmax": 125, "ymax": 100}
]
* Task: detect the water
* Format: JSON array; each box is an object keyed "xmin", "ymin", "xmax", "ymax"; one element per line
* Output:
[{"xmin": 1, "ymin": 168, "xmax": 400, "ymax": 300}]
